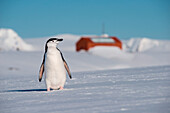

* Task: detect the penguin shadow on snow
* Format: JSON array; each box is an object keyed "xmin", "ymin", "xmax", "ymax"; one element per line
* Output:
[
  {"xmin": 3, "ymin": 88, "xmax": 63, "ymax": 93},
  {"xmin": 1, "ymin": 89, "xmax": 47, "ymax": 93}
]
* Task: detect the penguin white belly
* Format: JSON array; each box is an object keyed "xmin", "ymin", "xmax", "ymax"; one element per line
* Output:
[{"xmin": 45, "ymin": 50, "xmax": 66, "ymax": 89}]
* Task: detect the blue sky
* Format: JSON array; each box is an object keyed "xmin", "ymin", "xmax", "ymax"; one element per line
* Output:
[{"xmin": 0, "ymin": 0, "xmax": 170, "ymax": 39}]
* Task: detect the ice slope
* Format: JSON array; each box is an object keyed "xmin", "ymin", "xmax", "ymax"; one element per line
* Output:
[
  {"xmin": 0, "ymin": 29, "xmax": 34, "ymax": 51},
  {"xmin": 0, "ymin": 65, "xmax": 170, "ymax": 113},
  {"xmin": 24, "ymin": 34, "xmax": 170, "ymax": 70}
]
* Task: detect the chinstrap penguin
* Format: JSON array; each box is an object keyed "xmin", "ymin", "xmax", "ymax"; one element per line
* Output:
[{"xmin": 39, "ymin": 38, "xmax": 72, "ymax": 91}]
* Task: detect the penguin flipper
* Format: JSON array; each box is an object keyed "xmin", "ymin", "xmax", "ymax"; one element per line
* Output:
[
  {"xmin": 39, "ymin": 63, "xmax": 44, "ymax": 82},
  {"xmin": 63, "ymin": 61, "xmax": 72, "ymax": 79},
  {"xmin": 58, "ymin": 49, "xmax": 72, "ymax": 79},
  {"xmin": 39, "ymin": 53, "xmax": 46, "ymax": 82}
]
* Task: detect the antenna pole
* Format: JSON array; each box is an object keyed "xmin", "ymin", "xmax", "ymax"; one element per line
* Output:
[{"xmin": 102, "ymin": 22, "xmax": 105, "ymax": 34}]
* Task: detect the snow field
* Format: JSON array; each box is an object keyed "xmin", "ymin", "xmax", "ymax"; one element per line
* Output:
[{"xmin": 0, "ymin": 66, "xmax": 170, "ymax": 113}]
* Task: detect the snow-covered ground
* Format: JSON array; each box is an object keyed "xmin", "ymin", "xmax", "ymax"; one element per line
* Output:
[
  {"xmin": 0, "ymin": 66, "xmax": 170, "ymax": 113},
  {"xmin": 0, "ymin": 29, "xmax": 170, "ymax": 113}
]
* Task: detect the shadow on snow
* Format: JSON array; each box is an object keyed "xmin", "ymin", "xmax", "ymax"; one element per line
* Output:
[{"xmin": 3, "ymin": 89, "xmax": 47, "ymax": 93}]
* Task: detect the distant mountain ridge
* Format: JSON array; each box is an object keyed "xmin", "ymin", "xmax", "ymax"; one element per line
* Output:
[{"xmin": 0, "ymin": 28, "xmax": 34, "ymax": 51}]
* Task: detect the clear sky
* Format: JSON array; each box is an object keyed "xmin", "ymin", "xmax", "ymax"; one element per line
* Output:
[{"xmin": 0, "ymin": 0, "xmax": 170, "ymax": 39}]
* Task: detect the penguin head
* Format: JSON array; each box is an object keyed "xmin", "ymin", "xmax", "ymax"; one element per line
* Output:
[{"xmin": 45, "ymin": 38, "xmax": 63, "ymax": 51}]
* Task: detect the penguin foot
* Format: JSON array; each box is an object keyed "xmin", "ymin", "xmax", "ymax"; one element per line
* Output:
[
  {"xmin": 47, "ymin": 88, "xmax": 51, "ymax": 91},
  {"xmin": 59, "ymin": 86, "xmax": 63, "ymax": 90}
]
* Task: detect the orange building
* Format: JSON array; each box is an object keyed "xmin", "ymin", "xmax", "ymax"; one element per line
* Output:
[{"xmin": 76, "ymin": 36, "xmax": 122, "ymax": 52}]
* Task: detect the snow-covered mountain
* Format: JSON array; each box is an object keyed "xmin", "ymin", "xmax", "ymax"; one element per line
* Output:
[
  {"xmin": 126, "ymin": 38, "xmax": 159, "ymax": 52},
  {"xmin": 0, "ymin": 29, "xmax": 34, "ymax": 51},
  {"xmin": 0, "ymin": 29, "xmax": 163, "ymax": 53}
]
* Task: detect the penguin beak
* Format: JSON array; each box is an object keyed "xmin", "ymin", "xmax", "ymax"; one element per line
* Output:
[{"xmin": 57, "ymin": 39, "xmax": 63, "ymax": 41}]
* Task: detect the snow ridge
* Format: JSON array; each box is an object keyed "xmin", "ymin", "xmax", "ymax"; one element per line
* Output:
[
  {"xmin": 126, "ymin": 38, "xmax": 159, "ymax": 52},
  {"xmin": 0, "ymin": 29, "xmax": 34, "ymax": 51}
]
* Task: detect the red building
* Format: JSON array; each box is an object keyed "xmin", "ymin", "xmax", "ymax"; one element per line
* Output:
[{"xmin": 76, "ymin": 36, "xmax": 122, "ymax": 52}]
